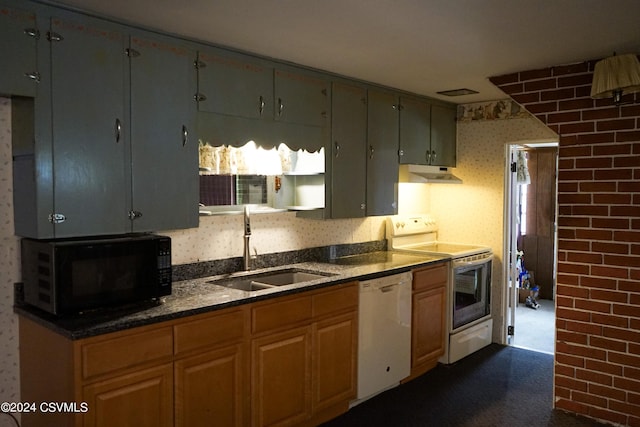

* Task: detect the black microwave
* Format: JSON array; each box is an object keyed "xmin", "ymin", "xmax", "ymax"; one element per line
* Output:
[{"xmin": 21, "ymin": 234, "xmax": 171, "ymax": 316}]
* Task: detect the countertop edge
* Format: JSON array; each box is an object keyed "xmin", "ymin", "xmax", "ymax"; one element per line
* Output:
[{"xmin": 15, "ymin": 252, "xmax": 450, "ymax": 340}]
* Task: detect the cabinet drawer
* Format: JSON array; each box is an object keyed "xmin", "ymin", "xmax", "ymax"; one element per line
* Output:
[
  {"xmin": 312, "ymin": 283, "xmax": 358, "ymax": 318},
  {"xmin": 81, "ymin": 326, "xmax": 173, "ymax": 381},
  {"xmin": 252, "ymin": 295, "xmax": 312, "ymax": 335},
  {"xmin": 413, "ymin": 263, "xmax": 449, "ymax": 292},
  {"xmin": 174, "ymin": 308, "xmax": 246, "ymax": 356}
]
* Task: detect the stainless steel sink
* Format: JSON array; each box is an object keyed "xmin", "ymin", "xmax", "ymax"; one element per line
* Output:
[{"xmin": 209, "ymin": 268, "xmax": 335, "ymax": 292}]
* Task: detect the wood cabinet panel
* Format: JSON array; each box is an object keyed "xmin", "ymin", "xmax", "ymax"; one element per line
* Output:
[
  {"xmin": 413, "ymin": 263, "xmax": 448, "ymax": 292},
  {"xmin": 330, "ymin": 82, "xmax": 367, "ymax": 218},
  {"xmin": 312, "ymin": 282, "xmax": 358, "ymax": 318},
  {"xmin": 0, "ymin": 2, "xmax": 39, "ymax": 97},
  {"xmin": 412, "ymin": 286, "xmax": 446, "ymax": 366},
  {"xmin": 81, "ymin": 326, "xmax": 173, "ymax": 381},
  {"xmin": 366, "ymin": 89, "xmax": 399, "ymax": 216},
  {"xmin": 430, "ymin": 104, "xmax": 457, "ymax": 167},
  {"xmin": 251, "ymin": 294, "xmax": 312, "ymax": 335},
  {"xmin": 408, "ymin": 263, "xmax": 448, "ymax": 379},
  {"xmin": 48, "ymin": 15, "xmax": 129, "ymax": 238},
  {"xmin": 312, "ymin": 312, "xmax": 357, "ymax": 413},
  {"xmin": 82, "ymin": 363, "xmax": 173, "ymax": 427},
  {"xmin": 274, "ymin": 68, "xmax": 329, "ymax": 127},
  {"xmin": 174, "ymin": 308, "xmax": 246, "ymax": 356},
  {"xmin": 175, "ymin": 344, "xmax": 246, "ymax": 427},
  {"xmin": 399, "ymin": 96, "xmax": 431, "ymax": 165},
  {"xmin": 129, "ymin": 33, "xmax": 198, "ymax": 232},
  {"xmin": 251, "ymin": 326, "xmax": 312, "ymax": 427}
]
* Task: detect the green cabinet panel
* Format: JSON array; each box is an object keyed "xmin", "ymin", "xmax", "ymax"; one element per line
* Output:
[
  {"xmin": 13, "ymin": 9, "xmax": 200, "ymax": 238},
  {"xmin": 129, "ymin": 34, "xmax": 198, "ymax": 232},
  {"xmin": 430, "ymin": 104, "xmax": 457, "ymax": 167},
  {"xmin": 274, "ymin": 68, "xmax": 329, "ymax": 128},
  {"xmin": 399, "ymin": 96, "xmax": 431, "ymax": 165},
  {"xmin": 330, "ymin": 82, "xmax": 366, "ymax": 218},
  {"xmin": 366, "ymin": 90, "xmax": 399, "ymax": 216},
  {"xmin": 0, "ymin": 2, "xmax": 39, "ymax": 97},
  {"xmin": 197, "ymin": 49, "xmax": 273, "ymax": 120},
  {"xmin": 49, "ymin": 15, "xmax": 129, "ymax": 237}
]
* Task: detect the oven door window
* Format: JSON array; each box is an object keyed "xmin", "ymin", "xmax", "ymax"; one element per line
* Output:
[{"xmin": 452, "ymin": 260, "xmax": 491, "ymax": 330}]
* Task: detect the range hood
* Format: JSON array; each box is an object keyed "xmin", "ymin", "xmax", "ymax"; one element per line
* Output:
[{"xmin": 399, "ymin": 164, "xmax": 463, "ymax": 184}]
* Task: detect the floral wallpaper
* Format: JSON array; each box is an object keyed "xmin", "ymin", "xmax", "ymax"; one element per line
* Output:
[
  {"xmin": 430, "ymin": 116, "xmax": 557, "ymax": 341},
  {"xmin": 165, "ymin": 213, "xmax": 386, "ymax": 265},
  {"xmin": 457, "ymin": 99, "xmax": 530, "ymax": 121},
  {"xmin": 0, "ymin": 97, "xmax": 20, "ymax": 405}
]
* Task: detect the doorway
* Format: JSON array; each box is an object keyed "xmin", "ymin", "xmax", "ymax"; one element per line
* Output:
[{"xmin": 503, "ymin": 141, "xmax": 558, "ymax": 354}]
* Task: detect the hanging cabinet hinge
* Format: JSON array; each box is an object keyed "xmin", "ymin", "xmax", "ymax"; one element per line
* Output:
[
  {"xmin": 126, "ymin": 48, "xmax": 140, "ymax": 58},
  {"xmin": 47, "ymin": 31, "xmax": 63, "ymax": 42},
  {"xmin": 48, "ymin": 213, "xmax": 66, "ymax": 224},
  {"xmin": 508, "ymin": 325, "xmax": 515, "ymax": 336},
  {"xmin": 128, "ymin": 210, "xmax": 143, "ymax": 220}
]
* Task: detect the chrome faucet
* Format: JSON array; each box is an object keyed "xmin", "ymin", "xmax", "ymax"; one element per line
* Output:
[{"xmin": 243, "ymin": 205, "xmax": 252, "ymax": 270}]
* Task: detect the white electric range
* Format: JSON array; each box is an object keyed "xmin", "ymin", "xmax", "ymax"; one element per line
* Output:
[{"xmin": 386, "ymin": 214, "xmax": 494, "ymax": 364}]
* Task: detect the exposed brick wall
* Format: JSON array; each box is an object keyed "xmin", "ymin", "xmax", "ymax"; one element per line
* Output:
[{"xmin": 491, "ymin": 59, "xmax": 640, "ymax": 427}]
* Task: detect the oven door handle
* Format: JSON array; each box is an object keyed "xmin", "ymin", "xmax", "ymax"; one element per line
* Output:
[{"xmin": 453, "ymin": 254, "xmax": 493, "ymax": 269}]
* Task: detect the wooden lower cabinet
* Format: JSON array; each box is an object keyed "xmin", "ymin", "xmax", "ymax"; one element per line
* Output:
[
  {"xmin": 407, "ymin": 262, "xmax": 448, "ymax": 380},
  {"xmin": 251, "ymin": 326, "xmax": 313, "ymax": 427},
  {"xmin": 82, "ymin": 363, "xmax": 174, "ymax": 427},
  {"xmin": 312, "ymin": 312, "xmax": 357, "ymax": 417},
  {"xmin": 249, "ymin": 282, "xmax": 358, "ymax": 427},
  {"xmin": 19, "ymin": 281, "xmax": 358, "ymax": 427},
  {"xmin": 174, "ymin": 344, "xmax": 245, "ymax": 427}
]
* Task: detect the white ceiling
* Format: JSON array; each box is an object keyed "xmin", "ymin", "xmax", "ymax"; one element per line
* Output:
[{"xmin": 47, "ymin": 0, "xmax": 640, "ymax": 104}]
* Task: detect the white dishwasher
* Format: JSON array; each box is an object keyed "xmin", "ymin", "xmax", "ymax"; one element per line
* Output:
[{"xmin": 356, "ymin": 271, "xmax": 412, "ymax": 402}]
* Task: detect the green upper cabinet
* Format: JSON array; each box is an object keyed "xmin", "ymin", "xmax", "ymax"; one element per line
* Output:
[
  {"xmin": 274, "ymin": 67, "xmax": 329, "ymax": 128},
  {"xmin": 197, "ymin": 49, "xmax": 273, "ymax": 120},
  {"xmin": 366, "ymin": 89, "xmax": 399, "ymax": 216},
  {"xmin": 0, "ymin": 2, "xmax": 39, "ymax": 97},
  {"xmin": 430, "ymin": 104, "xmax": 457, "ymax": 167},
  {"xmin": 330, "ymin": 82, "xmax": 367, "ymax": 218},
  {"xmin": 48, "ymin": 15, "xmax": 129, "ymax": 238},
  {"xmin": 13, "ymin": 10, "xmax": 199, "ymax": 238},
  {"xmin": 129, "ymin": 34, "xmax": 199, "ymax": 232},
  {"xmin": 399, "ymin": 96, "xmax": 431, "ymax": 165},
  {"xmin": 398, "ymin": 97, "xmax": 456, "ymax": 167}
]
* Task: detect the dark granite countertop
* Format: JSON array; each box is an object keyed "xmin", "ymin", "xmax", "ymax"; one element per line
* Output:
[{"xmin": 15, "ymin": 251, "xmax": 449, "ymax": 340}]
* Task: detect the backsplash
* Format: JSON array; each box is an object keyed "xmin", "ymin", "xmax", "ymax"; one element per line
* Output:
[{"xmin": 165, "ymin": 213, "xmax": 386, "ymax": 266}]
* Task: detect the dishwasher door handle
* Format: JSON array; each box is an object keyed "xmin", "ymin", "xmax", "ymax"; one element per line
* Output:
[{"xmin": 380, "ymin": 284, "xmax": 397, "ymax": 293}]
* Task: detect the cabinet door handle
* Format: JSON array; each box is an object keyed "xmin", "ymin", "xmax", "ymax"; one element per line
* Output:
[
  {"xmin": 259, "ymin": 96, "xmax": 265, "ymax": 116},
  {"xmin": 24, "ymin": 28, "xmax": 40, "ymax": 39},
  {"xmin": 369, "ymin": 145, "xmax": 374, "ymax": 159},
  {"xmin": 24, "ymin": 72, "xmax": 40, "ymax": 83},
  {"xmin": 334, "ymin": 141, "xmax": 340, "ymax": 158},
  {"xmin": 115, "ymin": 119, "xmax": 122, "ymax": 143},
  {"xmin": 182, "ymin": 125, "xmax": 188, "ymax": 147},
  {"xmin": 277, "ymin": 98, "xmax": 283, "ymax": 116},
  {"xmin": 431, "ymin": 150, "xmax": 437, "ymax": 162},
  {"xmin": 426, "ymin": 150, "xmax": 431, "ymax": 163}
]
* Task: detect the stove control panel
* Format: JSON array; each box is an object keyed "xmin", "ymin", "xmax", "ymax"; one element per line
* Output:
[{"xmin": 387, "ymin": 215, "xmax": 438, "ymax": 237}]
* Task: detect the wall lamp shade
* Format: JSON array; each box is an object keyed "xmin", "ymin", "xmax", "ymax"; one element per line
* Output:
[{"xmin": 591, "ymin": 53, "xmax": 640, "ymax": 104}]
